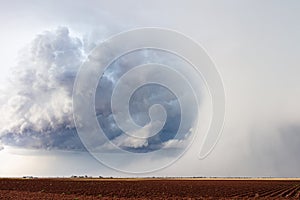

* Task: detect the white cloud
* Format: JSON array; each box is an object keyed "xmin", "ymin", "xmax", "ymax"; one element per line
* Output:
[
  {"xmin": 109, "ymin": 120, "xmax": 164, "ymax": 149},
  {"xmin": 0, "ymin": 27, "xmax": 84, "ymax": 150}
]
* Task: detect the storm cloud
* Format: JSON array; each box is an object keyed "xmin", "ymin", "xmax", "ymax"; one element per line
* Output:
[
  {"xmin": 0, "ymin": 27, "xmax": 197, "ymax": 154},
  {"xmin": 0, "ymin": 0, "xmax": 300, "ymax": 177},
  {"xmin": 0, "ymin": 27, "xmax": 84, "ymax": 150}
]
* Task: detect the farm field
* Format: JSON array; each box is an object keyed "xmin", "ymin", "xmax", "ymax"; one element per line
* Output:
[{"xmin": 0, "ymin": 178, "xmax": 300, "ymax": 199}]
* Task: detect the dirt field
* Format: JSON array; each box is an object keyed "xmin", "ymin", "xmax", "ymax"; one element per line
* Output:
[{"xmin": 0, "ymin": 178, "xmax": 300, "ymax": 199}]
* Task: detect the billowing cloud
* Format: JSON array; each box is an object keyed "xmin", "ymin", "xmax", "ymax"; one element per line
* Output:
[
  {"xmin": 0, "ymin": 27, "xmax": 85, "ymax": 150},
  {"xmin": 0, "ymin": 27, "xmax": 196, "ymax": 153}
]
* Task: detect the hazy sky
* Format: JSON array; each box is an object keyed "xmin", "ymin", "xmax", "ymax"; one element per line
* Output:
[{"xmin": 0, "ymin": 0, "xmax": 300, "ymax": 177}]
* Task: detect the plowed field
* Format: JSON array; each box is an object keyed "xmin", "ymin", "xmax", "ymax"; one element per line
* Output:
[{"xmin": 0, "ymin": 178, "xmax": 300, "ymax": 199}]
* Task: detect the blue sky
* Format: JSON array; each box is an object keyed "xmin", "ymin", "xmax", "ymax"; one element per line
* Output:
[{"xmin": 0, "ymin": 0, "xmax": 300, "ymax": 177}]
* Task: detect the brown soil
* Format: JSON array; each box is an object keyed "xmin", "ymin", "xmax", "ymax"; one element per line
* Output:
[{"xmin": 0, "ymin": 178, "xmax": 300, "ymax": 199}]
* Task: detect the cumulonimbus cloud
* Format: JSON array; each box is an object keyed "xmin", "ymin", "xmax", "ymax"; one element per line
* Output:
[
  {"xmin": 0, "ymin": 27, "xmax": 85, "ymax": 150},
  {"xmin": 0, "ymin": 27, "xmax": 195, "ymax": 152}
]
